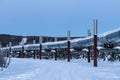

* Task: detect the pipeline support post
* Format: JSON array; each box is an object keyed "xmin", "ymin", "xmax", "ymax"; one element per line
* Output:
[
  {"xmin": 94, "ymin": 35, "xmax": 97, "ymax": 67},
  {"xmin": 39, "ymin": 44, "xmax": 42, "ymax": 59},
  {"xmin": 39, "ymin": 37, "xmax": 42, "ymax": 60},
  {"xmin": 9, "ymin": 42, "xmax": 12, "ymax": 57},
  {"xmin": 93, "ymin": 19, "xmax": 98, "ymax": 67},
  {"xmin": 33, "ymin": 50, "xmax": 36, "ymax": 59},
  {"xmin": 55, "ymin": 49, "xmax": 57, "ymax": 61},
  {"xmin": 33, "ymin": 40, "xmax": 36, "ymax": 59},
  {"xmin": 88, "ymin": 47, "xmax": 91, "ymax": 63},
  {"xmin": 21, "ymin": 40, "xmax": 24, "ymax": 58},
  {"xmin": 21, "ymin": 46, "xmax": 24, "ymax": 58},
  {"xmin": 68, "ymin": 41, "xmax": 70, "ymax": 62},
  {"xmin": 67, "ymin": 31, "xmax": 70, "ymax": 62}
]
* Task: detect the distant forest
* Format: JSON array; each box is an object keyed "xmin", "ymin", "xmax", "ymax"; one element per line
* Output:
[{"xmin": 0, "ymin": 34, "xmax": 83, "ymax": 47}]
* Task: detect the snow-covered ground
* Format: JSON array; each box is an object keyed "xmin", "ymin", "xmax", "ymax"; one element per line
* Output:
[{"xmin": 0, "ymin": 58, "xmax": 120, "ymax": 80}]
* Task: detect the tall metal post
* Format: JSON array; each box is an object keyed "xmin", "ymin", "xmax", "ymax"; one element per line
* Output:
[
  {"xmin": 67, "ymin": 31, "xmax": 70, "ymax": 62},
  {"xmin": 20, "ymin": 40, "xmax": 24, "ymax": 58},
  {"xmin": 87, "ymin": 29, "xmax": 91, "ymax": 63},
  {"xmin": 33, "ymin": 50, "xmax": 36, "ymax": 59},
  {"xmin": 9, "ymin": 42, "xmax": 12, "ymax": 57},
  {"xmin": 54, "ymin": 37, "xmax": 57, "ymax": 61},
  {"xmin": 39, "ymin": 36, "xmax": 42, "ymax": 60},
  {"xmin": 39, "ymin": 44, "xmax": 42, "ymax": 59},
  {"xmin": 33, "ymin": 40, "xmax": 36, "ymax": 59},
  {"xmin": 21, "ymin": 46, "xmax": 24, "ymax": 58},
  {"xmin": 88, "ymin": 47, "xmax": 91, "ymax": 63},
  {"xmin": 55, "ymin": 49, "xmax": 57, "ymax": 61},
  {"xmin": 93, "ymin": 19, "xmax": 98, "ymax": 67}
]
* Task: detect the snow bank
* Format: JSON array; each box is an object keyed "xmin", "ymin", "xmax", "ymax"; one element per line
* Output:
[{"xmin": 0, "ymin": 58, "xmax": 120, "ymax": 80}]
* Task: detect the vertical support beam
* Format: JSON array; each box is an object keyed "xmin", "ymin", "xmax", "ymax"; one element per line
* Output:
[
  {"xmin": 54, "ymin": 37, "xmax": 58, "ymax": 60},
  {"xmin": 39, "ymin": 44, "xmax": 42, "ymax": 59},
  {"xmin": 87, "ymin": 29, "xmax": 91, "ymax": 63},
  {"xmin": 93, "ymin": 19, "xmax": 98, "ymax": 67},
  {"xmin": 21, "ymin": 40, "xmax": 24, "ymax": 58},
  {"xmin": 9, "ymin": 42, "xmax": 12, "ymax": 56},
  {"xmin": 21, "ymin": 46, "xmax": 24, "ymax": 58},
  {"xmin": 67, "ymin": 31, "xmax": 70, "ymax": 41},
  {"xmin": 67, "ymin": 31, "xmax": 71, "ymax": 62},
  {"xmin": 33, "ymin": 50, "xmax": 36, "ymax": 59},
  {"xmin": 55, "ymin": 49, "xmax": 57, "ymax": 61},
  {"xmin": 33, "ymin": 40, "xmax": 36, "ymax": 59},
  {"xmin": 68, "ymin": 41, "xmax": 70, "ymax": 62},
  {"xmin": 94, "ymin": 35, "xmax": 97, "ymax": 67},
  {"xmin": 39, "ymin": 37, "xmax": 43, "ymax": 60},
  {"xmin": 88, "ymin": 47, "xmax": 91, "ymax": 63}
]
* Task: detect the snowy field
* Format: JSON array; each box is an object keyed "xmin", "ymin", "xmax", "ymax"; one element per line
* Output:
[{"xmin": 0, "ymin": 58, "xmax": 120, "ymax": 80}]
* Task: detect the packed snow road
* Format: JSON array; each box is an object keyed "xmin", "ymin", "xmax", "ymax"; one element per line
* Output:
[{"xmin": 0, "ymin": 58, "xmax": 120, "ymax": 80}]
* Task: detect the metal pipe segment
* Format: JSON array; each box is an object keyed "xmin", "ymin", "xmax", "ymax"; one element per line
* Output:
[{"xmin": 1, "ymin": 28, "xmax": 120, "ymax": 52}]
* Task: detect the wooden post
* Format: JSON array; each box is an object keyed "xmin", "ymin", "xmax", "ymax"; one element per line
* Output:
[
  {"xmin": 67, "ymin": 31, "xmax": 70, "ymax": 62},
  {"xmin": 88, "ymin": 47, "xmax": 91, "ymax": 63},
  {"xmin": 55, "ymin": 49, "xmax": 57, "ymax": 61},
  {"xmin": 93, "ymin": 19, "xmax": 98, "ymax": 67}
]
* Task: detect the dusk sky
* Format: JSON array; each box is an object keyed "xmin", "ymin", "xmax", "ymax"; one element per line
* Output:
[{"xmin": 0, "ymin": 0, "xmax": 120, "ymax": 37}]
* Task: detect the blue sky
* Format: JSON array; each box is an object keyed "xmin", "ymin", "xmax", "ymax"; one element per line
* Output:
[{"xmin": 0, "ymin": 0, "xmax": 120, "ymax": 37}]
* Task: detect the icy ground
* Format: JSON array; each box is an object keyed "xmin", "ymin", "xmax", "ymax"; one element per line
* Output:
[{"xmin": 0, "ymin": 58, "xmax": 120, "ymax": 80}]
